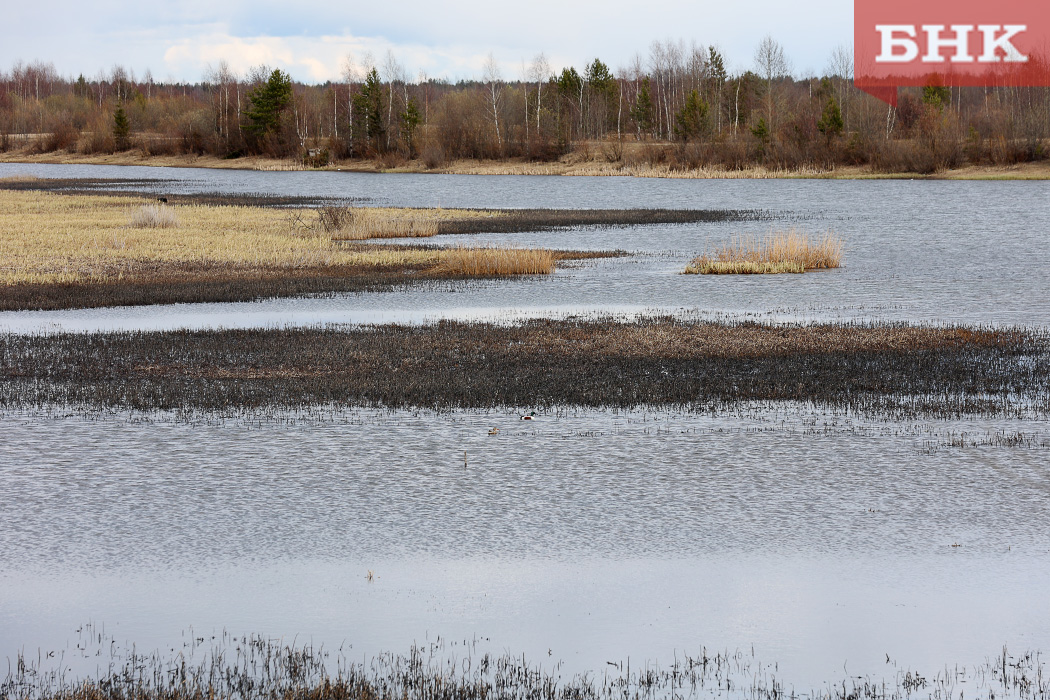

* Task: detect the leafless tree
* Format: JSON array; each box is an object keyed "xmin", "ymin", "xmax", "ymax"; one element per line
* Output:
[
  {"xmin": 826, "ymin": 43, "xmax": 854, "ymax": 129},
  {"xmin": 383, "ymin": 50, "xmax": 406, "ymax": 149},
  {"xmin": 206, "ymin": 60, "xmax": 238, "ymax": 147},
  {"xmin": 483, "ymin": 53, "xmax": 504, "ymax": 152},
  {"xmin": 528, "ymin": 52, "xmax": 550, "ymax": 133},
  {"xmin": 754, "ymin": 35, "xmax": 792, "ymax": 132}
]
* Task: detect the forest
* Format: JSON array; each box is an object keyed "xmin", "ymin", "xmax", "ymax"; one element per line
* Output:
[{"xmin": 2, "ymin": 37, "xmax": 1049, "ymax": 174}]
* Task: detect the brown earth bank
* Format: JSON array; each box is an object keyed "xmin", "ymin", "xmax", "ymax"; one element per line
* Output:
[
  {"xmin": 4, "ymin": 148, "xmax": 1050, "ymax": 179},
  {"xmin": 2, "ymin": 320, "xmax": 1046, "ymax": 417}
]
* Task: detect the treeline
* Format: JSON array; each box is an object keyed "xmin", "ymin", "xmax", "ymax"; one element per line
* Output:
[{"xmin": 2, "ymin": 38, "xmax": 1050, "ymax": 173}]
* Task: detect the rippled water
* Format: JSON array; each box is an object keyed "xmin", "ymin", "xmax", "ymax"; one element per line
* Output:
[
  {"xmin": 2, "ymin": 163, "xmax": 1050, "ymax": 332},
  {"xmin": 2, "ymin": 164, "xmax": 1050, "ymax": 693},
  {"xmin": 1, "ymin": 407, "xmax": 1049, "ymax": 689}
]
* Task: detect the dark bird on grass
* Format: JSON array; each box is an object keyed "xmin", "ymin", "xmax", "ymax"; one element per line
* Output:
[
  {"xmin": 520, "ymin": 411, "xmax": 537, "ymax": 420},
  {"xmin": 157, "ymin": 197, "xmax": 168, "ymax": 203}
]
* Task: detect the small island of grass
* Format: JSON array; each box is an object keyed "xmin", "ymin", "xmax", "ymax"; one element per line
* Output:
[{"xmin": 685, "ymin": 230, "xmax": 843, "ymax": 274}]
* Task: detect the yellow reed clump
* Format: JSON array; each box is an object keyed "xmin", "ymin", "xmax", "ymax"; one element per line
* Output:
[
  {"xmin": 434, "ymin": 246, "xmax": 556, "ymax": 276},
  {"xmin": 684, "ymin": 229, "xmax": 843, "ymax": 275}
]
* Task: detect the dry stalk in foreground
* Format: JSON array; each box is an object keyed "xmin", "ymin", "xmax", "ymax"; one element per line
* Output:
[{"xmin": 685, "ymin": 229, "xmax": 843, "ymax": 274}]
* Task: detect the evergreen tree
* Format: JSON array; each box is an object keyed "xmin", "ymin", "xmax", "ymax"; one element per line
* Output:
[
  {"xmin": 399, "ymin": 97, "xmax": 422, "ymax": 156},
  {"xmin": 674, "ymin": 90, "xmax": 710, "ymax": 142},
  {"xmin": 244, "ymin": 69, "xmax": 293, "ymax": 142},
  {"xmin": 352, "ymin": 68, "xmax": 385, "ymax": 153},
  {"xmin": 584, "ymin": 58, "xmax": 616, "ymax": 136},
  {"xmin": 707, "ymin": 47, "xmax": 727, "ymax": 133},
  {"xmin": 112, "ymin": 106, "xmax": 130, "ymax": 150},
  {"xmin": 923, "ymin": 83, "xmax": 951, "ymax": 110},
  {"xmin": 817, "ymin": 96, "xmax": 844, "ymax": 141},
  {"xmin": 631, "ymin": 77, "xmax": 654, "ymax": 137},
  {"xmin": 585, "ymin": 59, "xmax": 615, "ymax": 94}
]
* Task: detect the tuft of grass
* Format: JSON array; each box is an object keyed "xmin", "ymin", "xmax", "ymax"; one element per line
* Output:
[
  {"xmin": 685, "ymin": 260, "xmax": 805, "ymax": 275},
  {"xmin": 127, "ymin": 204, "xmax": 179, "ymax": 229},
  {"xmin": 434, "ymin": 246, "xmax": 556, "ymax": 276},
  {"xmin": 685, "ymin": 229, "xmax": 843, "ymax": 275},
  {"xmin": 328, "ymin": 207, "xmax": 439, "ymax": 240}
]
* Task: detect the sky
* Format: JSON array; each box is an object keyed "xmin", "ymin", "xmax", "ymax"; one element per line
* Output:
[{"xmin": 2, "ymin": 1, "xmax": 854, "ymax": 84}]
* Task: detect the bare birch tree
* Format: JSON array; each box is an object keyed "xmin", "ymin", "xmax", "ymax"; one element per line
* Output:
[
  {"xmin": 754, "ymin": 35, "xmax": 791, "ymax": 133},
  {"xmin": 528, "ymin": 52, "xmax": 550, "ymax": 134},
  {"xmin": 483, "ymin": 53, "xmax": 504, "ymax": 153}
]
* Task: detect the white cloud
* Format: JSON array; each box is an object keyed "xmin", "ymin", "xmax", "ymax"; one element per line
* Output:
[{"xmin": 1, "ymin": 0, "xmax": 854, "ymax": 83}]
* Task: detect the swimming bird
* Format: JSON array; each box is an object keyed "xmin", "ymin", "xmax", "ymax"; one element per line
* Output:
[
  {"xmin": 520, "ymin": 411, "xmax": 537, "ymax": 420},
  {"xmin": 488, "ymin": 427, "xmax": 500, "ymax": 435}
]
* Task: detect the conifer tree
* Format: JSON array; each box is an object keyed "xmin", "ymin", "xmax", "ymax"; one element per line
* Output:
[
  {"xmin": 631, "ymin": 77, "xmax": 654, "ymax": 137},
  {"xmin": 244, "ymin": 69, "xmax": 293, "ymax": 142},
  {"xmin": 112, "ymin": 106, "xmax": 130, "ymax": 150}
]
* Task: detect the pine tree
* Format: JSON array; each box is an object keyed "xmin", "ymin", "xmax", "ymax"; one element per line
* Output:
[
  {"xmin": 674, "ymin": 90, "xmax": 710, "ymax": 142},
  {"xmin": 817, "ymin": 96, "xmax": 844, "ymax": 141},
  {"xmin": 244, "ymin": 69, "xmax": 293, "ymax": 141},
  {"xmin": 631, "ymin": 77, "xmax": 654, "ymax": 137},
  {"xmin": 352, "ymin": 68, "xmax": 385, "ymax": 153},
  {"xmin": 112, "ymin": 106, "xmax": 130, "ymax": 150},
  {"xmin": 399, "ymin": 97, "xmax": 422, "ymax": 156}
]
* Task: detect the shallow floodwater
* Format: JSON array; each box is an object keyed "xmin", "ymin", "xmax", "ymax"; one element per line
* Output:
[
  {"xmin": 2, "ymin": 407, "xmax": 1049, "ymax": 692},
  {"xmin": 2, "ymin": 164, "xmax": 1050, "ymax": 695},
  {"xmin": 1, "ymin": 163, "xmax": 1050, "ymax": 332}
]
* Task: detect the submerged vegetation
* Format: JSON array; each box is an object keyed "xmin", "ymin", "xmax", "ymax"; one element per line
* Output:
[
  {"xmin": 685, "ymin": 230, "xmax": 843, "ymax": 274},
  {"xmin": 1, "ymin": 319, "xmax": 1046, "ymax": 419},
  {"xmin": 3, "ymin": 626, "xmax": 1048, "ymax": 700}
]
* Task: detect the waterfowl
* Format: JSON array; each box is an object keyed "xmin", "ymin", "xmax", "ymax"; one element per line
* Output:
[
  {"xmin": 488, "ymin": 427, "xmax": 500, "ymax": 435},
  {"xmin": 520, "ymin": 411, "xmax": 537, "ymax": 420}
]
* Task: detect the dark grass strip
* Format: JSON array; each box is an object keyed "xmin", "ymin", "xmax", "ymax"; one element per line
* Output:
[
  {"xmin": 429, "ymin": 207, "xmax": 774, "ymax": 235},
  {"xmin": 2, "ymin": 320, "xmax": 1046, "ymax": 418}
]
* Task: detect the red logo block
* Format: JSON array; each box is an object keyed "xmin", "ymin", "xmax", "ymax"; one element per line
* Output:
[{"xmin": 855, "ymin": 0, "xmax": 1050, "ymax": 105}]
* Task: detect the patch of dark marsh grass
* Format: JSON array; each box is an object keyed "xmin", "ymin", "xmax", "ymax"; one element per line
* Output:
[{"xmin": 2, "ymin": 320, "xmax": 1046, "ymax": 419}]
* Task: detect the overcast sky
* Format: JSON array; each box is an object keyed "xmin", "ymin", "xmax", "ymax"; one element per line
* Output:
[{"xmin": 2, "ymin": 1, "xmax": 853, "ymax": 83}]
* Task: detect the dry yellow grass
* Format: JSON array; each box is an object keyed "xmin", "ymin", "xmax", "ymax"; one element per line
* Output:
[
  {"xmin": 686, "ymin": 260, "xmax": 805, "ymax": 275},
  {"xmin": 327, "ymin": 206, "xmax": 504, "ymax": 240},
  {"xmin": 684, "ymin": 230, "xmax": 843, "ymax": 275},
  {"xmin": 127, "ymin": 203, "xmax": 179, "ymax": 229},
  {"xmin": 0, "ymin": 190, "xmax": 559, "ymax": 287},
  {"xmin": 0, "ymin": 190, "xmax": 455, "ymax": 286},
  {"xmin": 433, "ymin": 246, "xmax": 556, "ymax": 276}
]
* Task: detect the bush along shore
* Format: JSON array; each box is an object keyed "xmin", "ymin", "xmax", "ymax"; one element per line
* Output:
[{"xmin": 1, "ymin": 320, "xmax": 1047, "ymax": 419}]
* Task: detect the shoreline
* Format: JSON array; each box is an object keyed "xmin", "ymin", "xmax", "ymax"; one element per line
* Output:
[{"xmin": 4, "ymin": 150, "xmax": 1050, "ymax": 180}]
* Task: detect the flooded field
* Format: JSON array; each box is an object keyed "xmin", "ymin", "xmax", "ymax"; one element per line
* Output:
[
  {"xmin": 1, "ymin": 164, "xmax": 1049, "ymax": 698},
  {"xmin": 2, "ymin": 163, "xmax": 1050, "ymax": 330}
]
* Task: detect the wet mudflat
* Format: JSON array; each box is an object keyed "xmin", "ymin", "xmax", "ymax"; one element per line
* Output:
[{"xmin": 2, "ymin": 320, "xmax": 1047, "ymax": 417}]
